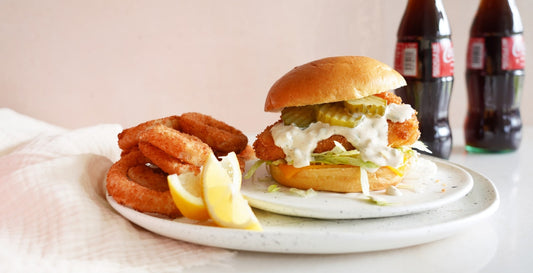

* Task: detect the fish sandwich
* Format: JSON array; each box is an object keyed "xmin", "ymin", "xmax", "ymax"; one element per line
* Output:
[{"xmin": 252, "ymin": 56, "xmax": 426, "ymax": 193}]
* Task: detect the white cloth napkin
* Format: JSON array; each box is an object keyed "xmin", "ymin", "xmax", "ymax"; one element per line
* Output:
[{"xmin": 0, "ymin": 109, "xmax": 234, "ymax": 273}]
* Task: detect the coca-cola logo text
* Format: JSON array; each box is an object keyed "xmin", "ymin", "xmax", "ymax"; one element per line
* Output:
[
  {"xmin": 502, "ymin": 35, "xmax": 525, "ymax": 70},
  {"xmin": 432, "ymin": 39, "xmax": 454, "ymax": 78}
]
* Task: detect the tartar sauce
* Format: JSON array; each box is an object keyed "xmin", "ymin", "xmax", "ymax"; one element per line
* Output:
[
  {"xmin": 386, "ymin": 103, "xmax": 415, "ymax": 123},
  {"xmin": 270, "ymin": 102, "xmax": 415, "ymax": 169}
]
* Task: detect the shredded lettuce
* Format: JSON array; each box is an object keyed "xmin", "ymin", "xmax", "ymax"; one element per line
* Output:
[
  {"xmin": 310, "ymin": 141, "xmax": 380, "ymax": 170},
  {"xmin": 267, "ymin": 184, "xmax": 280, "ymax": 192},
  {"xmin": 243, "ymin": 160, "xmax": 266, "ymax": 179},
  {"xmin": 365, "ymin": 195, "xmax": 391, "ymax": 206},
  {"xmin": 412, "ymin": 141, "xmax": 432, "ymax": 154},
  {"xmin": 243, "ymin": 159, "xmax": 285, "ymax": 179},
  {"xmin": 289, "ymin": 188, "xmax": 317, "ymax": 198}
]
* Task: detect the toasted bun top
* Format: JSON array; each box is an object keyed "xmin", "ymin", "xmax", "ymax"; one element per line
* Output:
[{"xmin": 264, "ymin": 56, "xmax": 407, "ymax": 112}]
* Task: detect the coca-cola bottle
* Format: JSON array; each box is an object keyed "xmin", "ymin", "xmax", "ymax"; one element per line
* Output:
[
  {"xmin": 394, "ymin": 0, "xmax": 454, "ymax": 159},
  {"xmin": 464, "ymin": 0, "xmax": 525, "ymax": 153}
]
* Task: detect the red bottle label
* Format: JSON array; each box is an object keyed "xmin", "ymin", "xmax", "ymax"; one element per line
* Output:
[
  {"xmin": 467, "ymin": 38, "xmax": 485, "ymax": 69},
  {"xmin": 394, "ymin": 40, "xmax": 454, "ymax": 78},
  {"xmin": 502, "ymin": 35, "xmax": 525, "ymax": 70},
  {"xmin": 394, "ymin": 42, "xmax": 418, "ymax": 77},
  {"xmin": 432, "ymin": 39, "xmax": 454, "ymax": 77},
  {"xmin": 467, "ymin": 35, "xmax": 526, "ymax": 70}
]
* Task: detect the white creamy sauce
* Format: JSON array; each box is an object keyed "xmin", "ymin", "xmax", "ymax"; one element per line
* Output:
[
  {"xmin": 271, "ymin": 102, "xmax": 415, "ymax": 169},
  {"xmin": 386, "ymin": 103, "xmax": 416, "ymax": 123},
  {"xmin": 385, "ymin": 185, "xmax": 403, "ymax": 196}
]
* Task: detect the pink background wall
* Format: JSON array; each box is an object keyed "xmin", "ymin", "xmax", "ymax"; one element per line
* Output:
[{"xmin": 2, "ymin": 0, "xmax": 532, "ymax": 136}]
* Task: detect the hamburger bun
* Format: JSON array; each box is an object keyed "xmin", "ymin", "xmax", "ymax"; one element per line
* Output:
[
  {"xmin": 269, "ymin": 164, "xmax": 404, "ymax": 193},
  {"xmin": 264, "ymin": 56, "xmax": 406, "ymax": 112}
]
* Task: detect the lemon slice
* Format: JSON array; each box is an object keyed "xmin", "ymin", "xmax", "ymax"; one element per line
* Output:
[
  {"xmin": 202, "ymin": 152, "xmax": 262, "ymax": 231},
  {"xmin": 219, "ymin": 151, "xmax": 242, "ymax": 190},
  {"xmin": 168, "ymin": 173, "xmax": 210, "ymax": 221}
]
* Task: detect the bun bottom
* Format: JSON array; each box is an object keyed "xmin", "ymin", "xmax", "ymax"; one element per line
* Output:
[{"xmin": 269, "ymin": 164, "xmax": 403, "ymax": 193}]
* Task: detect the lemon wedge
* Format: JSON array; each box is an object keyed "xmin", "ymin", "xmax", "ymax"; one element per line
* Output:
[
  {"xmin": 168, "ymin": 172, "xmax": 210, "ymax": 221},
  {"xmin": 218, "ymin": 152, "xmax": 242, "ymax": 191},
  {"xmin": 202, "ymin": 152, "xmax": 262, "ymax": 231}
]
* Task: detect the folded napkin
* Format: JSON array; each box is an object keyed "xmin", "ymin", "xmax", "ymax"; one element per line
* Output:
[{"xmin": 0, "ymin": 109, "xmax": 234, "ymax": 273}]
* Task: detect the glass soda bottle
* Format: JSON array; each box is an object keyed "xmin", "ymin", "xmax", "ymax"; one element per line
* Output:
[
  {"xmin": 394, "ymin": 0, "xmax": 454, "ymax": 159},
  {"xmin": 464, "ymin": 0, "xmax": 525, "ymax": 153}
]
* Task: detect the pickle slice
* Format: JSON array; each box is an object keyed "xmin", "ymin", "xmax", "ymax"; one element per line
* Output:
[
  {"xmin": 344, "ymin": 95, "xmax": 387, "ymax": 117},
  {"xmin": 281, "ymin": 105, "xmax": 316, "ymax": 127},
  {"xmin": 316, "ymin": 102, "xmax": 362, "ymax": 128}
]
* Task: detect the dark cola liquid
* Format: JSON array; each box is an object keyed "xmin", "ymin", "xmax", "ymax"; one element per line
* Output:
[
  {"xmin": 465, "ymin": 36, "xmax": 524, "ymax": 152},
  {"xmin": 464, "ymin": 0, "xmax": 525, "ymax": 153}
]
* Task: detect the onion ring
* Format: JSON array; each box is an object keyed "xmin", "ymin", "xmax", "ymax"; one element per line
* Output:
[
  {"xmin": 126, "ymin": 165, "xmax": 169, "ymax": 192},
  {"xmin": 110, "ymin": 113, "xmax": 251, "ymax": 219},
  {"xmin": 138, "ymin": 124, "xmax": 211, "ymax": 167},
  {"xmin": 106, "ymin": 150, "xmax": 181, "ymax": 218},
  {"xmin": 138, "ymin": 141, "xmax": 201, "ymax": 175},
  {"xmin": 118, "ymin": 115, "xmax": 180, "ymax": 153},
  {"xmin": 179, "ymin": 112, "xmax": 248, "ymax": 156}
]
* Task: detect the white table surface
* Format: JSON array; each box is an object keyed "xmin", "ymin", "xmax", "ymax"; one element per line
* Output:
[{"xmin": 188, "ymin": 128, "xmax": 533, "ymax": 273}]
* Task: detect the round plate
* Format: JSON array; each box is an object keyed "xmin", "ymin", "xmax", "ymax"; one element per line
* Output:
[
  {"xmin": 241, "ymin": 157, "xmax": 474, "ymax": 219},
  {"xmin": 105, "ymin": 163, "xmax": 498, "ymax": 254}
]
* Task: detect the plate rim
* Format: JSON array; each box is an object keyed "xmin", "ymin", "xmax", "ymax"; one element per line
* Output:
[{"xmin": 105, "ymin": 162, "xmax": 499, "ymax": 254}]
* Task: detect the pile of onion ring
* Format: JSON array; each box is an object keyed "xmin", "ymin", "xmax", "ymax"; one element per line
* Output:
[{"xmin": 106, "ymin": 112, "xmax": 254, "ymax": 218}]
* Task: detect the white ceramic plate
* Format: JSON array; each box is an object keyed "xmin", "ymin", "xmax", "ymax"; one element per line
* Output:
[
  {"xmin": 106, "ymin": 163, "xmax": 498, "ymax": 254},
  {"xmin": 241, "ymin": 157, "xmax": 474, "ymax": 219}
]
